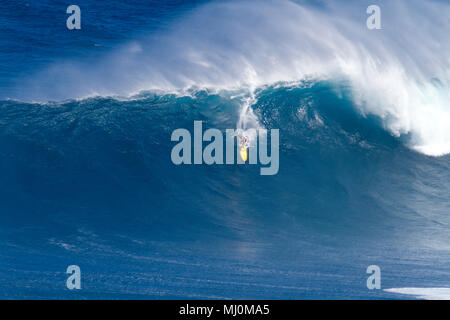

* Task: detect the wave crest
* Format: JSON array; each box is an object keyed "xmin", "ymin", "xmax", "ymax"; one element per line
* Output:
[{"xmin": 14, "ymin": 0, "xmax": 450, "ymax": 156}]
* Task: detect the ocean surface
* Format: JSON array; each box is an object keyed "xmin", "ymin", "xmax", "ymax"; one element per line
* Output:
[{"xmin": 0, "ymin": 0, "xmax": 449, "ymax": 299}]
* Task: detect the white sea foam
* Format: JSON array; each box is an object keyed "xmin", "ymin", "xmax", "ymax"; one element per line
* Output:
[
  {"xmin": 385, "ymin": 287, "xmax": 450, "ymax": 300},
  {"xmin": 18, "ymin": 0, "xmax": 450, "ymax": 156}
]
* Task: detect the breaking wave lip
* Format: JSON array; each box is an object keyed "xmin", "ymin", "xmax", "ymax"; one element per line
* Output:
[
  {"xmin": 384, "ymin": 288, "xmax": 450, "ymax": 300},
  {"xmin": 12, "ymin": 0, "xmax": 450, "ymax": 157}
]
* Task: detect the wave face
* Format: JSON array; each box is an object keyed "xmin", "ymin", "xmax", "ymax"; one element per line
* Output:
[
  {"xmin": 0, "ymin": 0, "xmax": 449, "ymax": 299},
  {"xmin": 1, "ymin": 83, "xmax": 450, "ymax": 299}
]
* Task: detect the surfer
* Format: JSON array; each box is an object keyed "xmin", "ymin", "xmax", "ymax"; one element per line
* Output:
[
  {"xmin": 240, "ymin": 135, "xmax": 248, "ymax": 149},
  {"xmin": 235, "ymin": 132, "xmax": 248, "ymax": 148},
  {"xmin": 235, "ymin": 132, "xmax": 249, "ymax": 162}
]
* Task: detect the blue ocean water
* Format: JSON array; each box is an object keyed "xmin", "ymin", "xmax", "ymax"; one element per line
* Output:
[{"xmin": 0, "ymin": 0, "xmax": 449, "ymax": 299}]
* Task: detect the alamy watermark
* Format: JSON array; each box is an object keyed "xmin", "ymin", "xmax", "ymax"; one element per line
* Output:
[
  {"xmin": 366, "ymin": 265, "xmax": 381, "ymax": 290},
  {"xmin": 66, "ymin": 5, "xmax": 81, "ymax": 30},
  {"xmin": 171, "ymin": 121, "xmax": 279, "ymax": 176},
  {"xmin": 66, "ymin": 265, "xmax": 81, "ymax": 290},
  {"xmin": 366, "ymin": 5, "xmax": 381, "ymax": 30}
]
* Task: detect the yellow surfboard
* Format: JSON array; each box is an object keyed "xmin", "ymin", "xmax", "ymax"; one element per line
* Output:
[{"xmin": 240, "ymin": 146, "xmax": 248, "ymax": 162}]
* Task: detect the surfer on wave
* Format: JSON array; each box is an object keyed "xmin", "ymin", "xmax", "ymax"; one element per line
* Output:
[
  {"xmin": 235, "ymin": 132, "xmax": 249, "ymax": 162},
  {"xmin": 235, "ymin": 132, "xmax": 249, "ymax": 148}
]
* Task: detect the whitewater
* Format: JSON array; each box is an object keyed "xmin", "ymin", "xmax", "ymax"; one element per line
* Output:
[{"xmin": 9, "ymin": 0, "xmax": 450, "ymax": 157}]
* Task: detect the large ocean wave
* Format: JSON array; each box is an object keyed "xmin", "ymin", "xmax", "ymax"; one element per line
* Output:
[
  {"xmin": 10, "ymin": 0, "xmax": 450, "ymax": 156},
  {"xmin": 1, "ymin": 82, "xmax": 450, "ymax": 298},
  {"xmin": 1, "ymin": 0, "xmax": 450, "ymax": 299}
]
